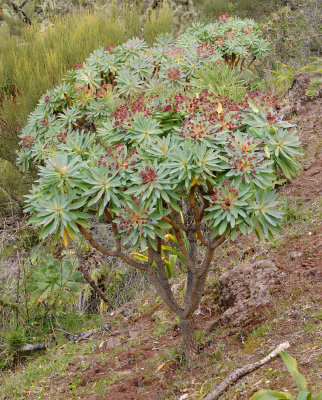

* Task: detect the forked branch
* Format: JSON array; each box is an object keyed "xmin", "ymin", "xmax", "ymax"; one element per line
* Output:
[
  {"xmin": 189, "ymin": 186, "xmax": 208, "ymax": 246},
  {"xmin": 76, "ymin": 224, "xmax": 147, "ymax": 272}
]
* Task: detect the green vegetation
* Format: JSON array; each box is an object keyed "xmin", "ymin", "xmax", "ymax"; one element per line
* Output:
[
  {"xmin": 0, "ymin": 4, "xmax": 173, "ymax": 164},
  {"xmin": 14, "ymin": 16, "xmax": 302, "ymax": 362},
  {"xmin": 271, "ymin": 58, "xmax": 322, "ymax": 90},
  {"xmin": 251, "ymin": 352, "xmax": 322, "ymax": 400},
  {"xmin": 0, "ymin": 1, "xmax": 320, "ymax": 398}
]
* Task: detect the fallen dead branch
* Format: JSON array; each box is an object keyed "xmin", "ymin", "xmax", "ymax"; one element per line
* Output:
[
  {"xmin": 202, "ymin": 342, "xmax": 290, "ymax": 400},
  {"xmin": 19, "ymin": 323, "xmax": 112, "ymax": 351},
  {"xmin": 57, "ymin": 322, "xmax": 112, "ymax": 342},
  {"xmin": 20, "ymin": 342, "xmax": 50, "ymax": 351}
]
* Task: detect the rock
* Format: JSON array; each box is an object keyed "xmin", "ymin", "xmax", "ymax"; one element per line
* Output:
[
  {"xmin": 98, "ymin": 340, "xmax": 104, "ymax": 349},
  {"xmin": 286, "ymin": 251, "xmax": 303, "ymax": 260},
  {"xmin": 280, "ymin": 71, "xmax": 322, "ymax": 119},
  {"xmin": 218, "ymin": 259, "xmax": 280, "ymax": 325},
  {"xmin": 101, "ymin": 337, "xmax": 121, "ymax": 351}
]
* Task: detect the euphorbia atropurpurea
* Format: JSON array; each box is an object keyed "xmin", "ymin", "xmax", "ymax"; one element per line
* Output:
[{"xmin": 18, "ymin": 23, "xmax": 301, "ymax": 363}]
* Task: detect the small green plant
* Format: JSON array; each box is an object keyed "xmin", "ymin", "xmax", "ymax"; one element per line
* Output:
[
  {"xmin": 190, "ymin": 63, "xmax": 246, "ymax": 100},
  {"xmin": 27, "ymin": 255, "xmax": 83, "ymax": 306},
  {"xmin": 271, "ymin": 62, "xmax": 296, "ymax": 88},
  {"xmin": 194, "ymin": 329, "xmax": 206, "ymax": 344},
  {"xmin": 169, "ymin": 346, "xmax": 185, "ymax": 365},
  {"xmin": 0, "ymin": 327, "xmax": 27, "ymax": 369},
  {"xmin": 250, "ymin": 351, "xmax": 322, "ymax": 400},
  {"xmin": 305, "ymin": 76, "xmax": 322, "ymax": 98},
  {"xmin": 271, "ymin": 58, "xmax": 322, "ymax": 89}
]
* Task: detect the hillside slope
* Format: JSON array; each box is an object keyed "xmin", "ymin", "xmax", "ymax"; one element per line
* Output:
[{"xmin": 0, "ymin": 78, "xmax": 321, "ymax": 400}]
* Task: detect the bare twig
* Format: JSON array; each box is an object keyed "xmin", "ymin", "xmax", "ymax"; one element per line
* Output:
[
  {"xmin": 244, "ymin": 55, "xmax": 256, "ymax": 72},
  {"xmin": 6, "ymin": 0, "xmax": 31, "ymax": 24},
  {"xmin": 76, "ymin": 224, "xmax": 147, "ymax": 272},
  {"xmin": 20, "ymin": 342, "xmax": 49, "ymax": 351},
  {"xmin": 56, "ymin": 323, "xmax": 112, "ymax": 342},
  {"xmin": 78, "ymin": 263, "xmax": 114, "ymax": 309},
  {"xmin": 202, "ymin": 342, "xmax": 290, "ymax": 400}
]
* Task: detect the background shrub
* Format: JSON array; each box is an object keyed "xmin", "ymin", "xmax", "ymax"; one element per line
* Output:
[
  {"xmin": 0, "ymin": 3, "xmax": 174, "ymax": 164},
  {"xmin": 0, "ymin": 2, "xmax": 174, "ymax": 211}
]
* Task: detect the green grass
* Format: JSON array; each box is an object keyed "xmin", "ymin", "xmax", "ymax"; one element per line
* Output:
[
  {"xmin": 243, "ymin": 323, "xmax": 271, "ymax": 352},
  {"xmin": 0, "ymin": 340, "xmax": 97, "ymax": 398},
  {"xmin": 143, "ymin": 1, "xmax": 173, "ymax": 44}
]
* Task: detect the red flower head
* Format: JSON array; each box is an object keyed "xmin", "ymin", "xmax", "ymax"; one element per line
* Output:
[
  {"xmin": 22, "ymin": 135, "xmax": 35, "ymax": 148},
  {"xmin": 139, "ymin": 166, "xmax": 158, "ymax": 184},
  {"xmin": 167, "ymin": 67, "xmax": 181, "ymax": 81},
  {"xmin": 73, "ymin": 63, "xmax": 83, "ymax": 70},
  {"xmin": 217, "ymin": 13, "xmax": 230, "ymax": 23},
  {"xmin": 104, "ymin": 45, "xmax": 116, "ymax": 52}
]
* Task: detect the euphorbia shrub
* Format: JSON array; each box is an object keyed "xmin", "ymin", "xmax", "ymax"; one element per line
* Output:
[{"xmin": 18, "ymin": 22, "xmax": 300, "ymax": 362}]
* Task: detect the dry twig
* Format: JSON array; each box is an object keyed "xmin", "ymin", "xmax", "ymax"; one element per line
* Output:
[{"xmin": 203, "ymin": 342, "xmax": 290, "ymax": 400}]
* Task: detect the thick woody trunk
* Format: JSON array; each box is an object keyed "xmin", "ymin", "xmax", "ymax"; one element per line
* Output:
[{"xmin": 180, "ymin": 314, "xmax": 198, "ymax": 364}]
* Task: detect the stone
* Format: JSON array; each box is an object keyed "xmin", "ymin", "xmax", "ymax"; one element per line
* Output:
[
  {"xmin": 286, "ymin": 251, "xmax": 303, "ymax": 260},
  {"xmin": 218, "ymin": 259, "xmax": 280, "ymax": 325},
  {"xmin": 279, "ymin": 71, "xmax": 322, "ymax": 119},
  {"xmin": 104, "ymin": 337, "xmax": 121, "ymax": 351}
]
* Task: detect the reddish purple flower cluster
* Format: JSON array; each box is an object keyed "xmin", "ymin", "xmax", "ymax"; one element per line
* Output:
[
  {"xmin": 41, "ymin": 119, "xmax": 49, "ymax": 127},
  {"xmin": 241, "ymin": 23, "xmax": 256, "ymax": 34},
  {"xmin": 139, "ymin": 166, "xmax": 158, "ymax": 184},
  {"xmin": 225, "ymin": 136, "xmax": 266, "ymax": 178},
  {"xmin": 104, "ymin": 44, "xmax": 116, "ymax": 52},
  {"xmin": 73, "ymin": 63, "xmax": 83, "ymax": 71},
  {"xmin": 44, "ymin": 95, "xmax": 50, "ymax": 103},
  {"xmin": 118, "ymin": 204, "xmax": 152, "ymax": 235},
  {"xmin": 96, "ymin": 83, "xmax": 113, "ymax": 98},
  {"xmin": 98, "ymin": 143, "xmax": 139, "ymax": 171},
  {"xmin": 168, "ymin": 47, "xmax": 183, "ymax": 58},
  {"xmin": 214, "ymin": 35, "xmax": 226, "ymax": 47},
  {"xmin": 22, "ymin": 135, "xmax": 35, "ymax": 148},
  {"xmin": 246, "ymin": 91, "xmax": 278, "ymax": 111},
  {"xmin": 76, "ymin": 85, "xmax": 95, "ymax": 96},
  {"xmin": 162, "ymin": 104, "xmax": 172, "ymax": 112},
  {"xmin": 57, "ymin": 131, "xmax": 68, "ymax": 143},
  {"xmin": 211, "ymin": 180, "xmax": 239, "ymax": 210},
  {"xmin": 112, "ymin": 96, "xmax": 152, "ymax": 130},
  {"xmin": 217, "ymin": 13, "xmax": 230, "ymax": 23},
  {"xmin": 266, "ymin": 112, "xmax": 279, "ymax": 125},
  {"xmin": 167, "ymin": 67, "xmax": 181, "ymax": 81},
  {"xmin": 179, "ymin": 117, "xmax": 215, "ymax": 140},
  {"xmin": 180, "ymin": 91, "xmax": 249, "ymax": 133},
  {"xmin": 196, "ymin": 43, "xmax": 218, "ymax": 59}
]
